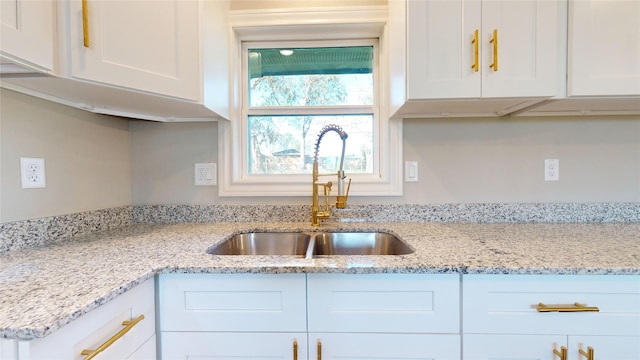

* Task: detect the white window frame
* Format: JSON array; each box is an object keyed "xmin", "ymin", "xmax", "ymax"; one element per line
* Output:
[{"xmin": 219, "ymin": 6, "xmax": 402, "ymax": 197}]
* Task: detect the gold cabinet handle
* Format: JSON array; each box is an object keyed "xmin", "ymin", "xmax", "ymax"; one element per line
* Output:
[
  {"xmin": 80, "ymin": 314, "xmax": 145, "ymax": 360},
  {"xmin": 317, "ymin": 340, "xmax": 322, "ymax": 360},
  {"xmin": 489, "ymin": 29, "xmax": 498, "ymax": 71},
  {"xmin": 537, "ymin": 302, "xmax": 600, "ymax": 313},
  {"xmin": 471, "ymin": 29, "xmax": 479, "ymax": 72},
  {"xmin": 579, "ymin": 346, "xmax": 595, "ymax": 360},
  {"xmin": 554, "ymin": 346, "xmax": 567, "ymax": 360},
  {"xmin": 82, "ymin": 0, "xmax": 89, "ymax": 47},
  {"xmin": 293, "ymin": 340, "xmax": 298, "ymax": 360}
]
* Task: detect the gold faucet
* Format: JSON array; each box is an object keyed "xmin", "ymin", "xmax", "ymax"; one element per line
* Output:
[{"xmin": 311, "ymin": 125, "xmax": 351, "ymax": 226}]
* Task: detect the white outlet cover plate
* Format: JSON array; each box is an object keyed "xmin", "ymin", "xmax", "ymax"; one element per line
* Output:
[
  {"xmin": 544, "ymin": 159, "xmax": 559, "ymax": 181},
  {"xmin": 195, "ymin": 163, "xmax": 217, "ymax": 186},
  {"xmin": 20, "ymin": 157, "xmax": 46, "ymax": 188},
  {"xmin": 405, "ymin": 161, "xmax": 419, "ymax": 182}
]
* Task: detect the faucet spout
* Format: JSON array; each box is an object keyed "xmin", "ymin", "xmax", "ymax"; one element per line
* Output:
[{"xmin": 311, "ymin": 124, "xmax": 350, "ymax": 226}]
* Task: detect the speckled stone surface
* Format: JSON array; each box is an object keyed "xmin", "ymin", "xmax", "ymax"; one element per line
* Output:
[
  {"xmin": 0, "ymin": 207, "xmax": 131, "ymax": 254},
  {"xmin": 3, "ymin": 203, "xmax": 638, "ymax": 255},
  {"xmin": 132, "ymin": 203, "xmax": 640, "ymax": 224},
  {"xmin": 0, "ymin": 221, "xmax": 638, "ymax": 340}
]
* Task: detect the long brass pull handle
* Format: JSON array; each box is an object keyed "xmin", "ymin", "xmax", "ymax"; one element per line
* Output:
[
  {"xmin": 82, "ymin": 0, "xmax": 89, "ymax": 47},
  {"xmin": 293, "ymin": 340, "xmax": 298, "ymax": 360},
  {"xmin": 80, "ymin": 314, "xmax": 145, "ymax": 360},
  {"xmin": 537, "ymin": 302, "xmax": 600, "ymax": 313},
  {"xmin": 489, "ymin": 29, "xmax": 498, "ymax": 71},
  {"xmin": 317, "ymin": 340, "xmax": 322, "ymax": 360},
  {"xmin": 554, "ymin": 346, "xmax": 567, "ymax": 360},
  {"xmin": 471, "ymin": 29, "xmax": 479, "ymax": 72},
  {"xmin": 579, "ymin": 346, "xmax": 594, "ymax": 360}
]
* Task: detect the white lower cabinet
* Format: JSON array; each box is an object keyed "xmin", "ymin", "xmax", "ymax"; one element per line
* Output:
[
  {"xmin": 307, "ymin": 273, "xmax": 460, "ymax": 359},
  {"xmin": 159, "ymin": 273, "xmax": 308, "ymax": 360},
  {"xmin": 17, "ymin": 279, "xmax": 156, "ymax": 360},
  {"xmin": 162, "ymin": 332, "xmax": 307, "ymax": 359},
  {"xmin": 462, "ymin": 274, "xmax": 640, "ymax": 360},
  {"xmin": 158, "ymin": 273, "xmax": 461, "ymax": 359},
  {"xmin": 309, "ymin": 333, "xmax": 460, "ymax": 359}
]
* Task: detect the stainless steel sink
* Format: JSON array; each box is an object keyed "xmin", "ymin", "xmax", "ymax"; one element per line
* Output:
[
  {"xmin": 208, "ymin": 231, "xmax": 413, "ymax": 256},
  {"xmin": 208, "ymin": 232, "xmax": 311, "ymax": 255},
  {"xmin": 312, "ymin": 232, "xmax": 414, "ymax": 256}
]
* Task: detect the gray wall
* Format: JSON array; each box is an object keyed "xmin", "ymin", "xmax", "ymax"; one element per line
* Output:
[
  {"xmin": 130, "ymin": 121, "xmax": 218, "ymax": 205},
  {"xmin": 1, "ymin": 88, "xmax": 638, "ymax": 223},
  {"xmin": 129, "ymin": 116, "xmax": 640, "ymax": 205},
  {"xmin": 402, "ymin": 117, "xmax": 640, "ymax": 203},
  {"xmin": 0, "ymin": 89, "xmax": 131, "ymax": 222}
]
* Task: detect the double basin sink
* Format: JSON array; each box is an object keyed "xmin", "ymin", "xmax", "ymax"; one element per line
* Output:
[{"xmin": 208, "ymin": 231, "xmax": 414, "ymax": 258}]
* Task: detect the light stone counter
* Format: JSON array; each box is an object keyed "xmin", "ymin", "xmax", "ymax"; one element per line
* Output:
[{"xmin": 1, "ymin": 221, "xmax": 639, "ymax": 340}]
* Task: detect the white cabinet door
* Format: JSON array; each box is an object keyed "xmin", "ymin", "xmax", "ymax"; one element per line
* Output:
[
  {"xmin": 310, "ymin": 333, "xmax": 460, "ymax": 360},
  {"xmin": 463, "ymin": 334, "xmax": 567, "ymax": 360},
  {"xmin": 568, "ymin": 0, "xmax": 640, "ymax": 96},
  {"xmin": 161, "ymin": 332, "xmax": 307, "ymax": 360},
  {"xmin": 464, "ymin": 335, "xmax": 640, "ymax": 360},
  {"xmin": 407, "ymin": 0, "xmax": 481, "ymax": 99},
  {"xmin": 569, "ymin": 336, "xmax": 640, "ymax": 360},
  {"xmin": 481, "ymin": 0, "xmax": 561, "ymax": 98},
  {"xmin": 406, "ymin": 0, "xmax": 561, "ymax": 100},
  {"xmin": 68, "ymin": 0, "xmax": 200, "ymax": 101},
  {"xmin": 0, "ymin": 0, "xmax": 54, "ymax": 71}
]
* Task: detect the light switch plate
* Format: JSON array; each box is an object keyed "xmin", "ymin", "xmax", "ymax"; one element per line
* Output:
[
  {"xmin": 195, "ymin": 163, "xmax": 216, "ymax": 186},
  {"xmin": 405, "ymin": 161, "xmax": 418, "ymax": 182}
]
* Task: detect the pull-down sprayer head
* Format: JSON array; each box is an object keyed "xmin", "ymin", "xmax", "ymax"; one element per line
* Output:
[{"xmin": 313, "ymin": 124, "xmax": 349, "ymax": 174}]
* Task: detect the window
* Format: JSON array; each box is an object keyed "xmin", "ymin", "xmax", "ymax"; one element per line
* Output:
[
  {"xmin": 220, "ymin": 9, "xmax": 402, "ymax": 197},
  {"xmin": 245, "ymin": 42, "xmax": 375, "ymax": 176}
]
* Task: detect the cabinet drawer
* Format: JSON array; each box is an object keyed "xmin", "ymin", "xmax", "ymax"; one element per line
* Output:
[
  {"xmin": 159, "ymin": 273, "xmax": 307, "ymax": 332},
  {"xmin": 307, "ymin": 273, "xmax": 460, "ymax": 333},
  {"xmin": 463, "ymin": 274, "xmax": 640, "ymax": 336},
  {"xmin": 20, "ymin": 279, "xmax": 155, "ymax": 359}
]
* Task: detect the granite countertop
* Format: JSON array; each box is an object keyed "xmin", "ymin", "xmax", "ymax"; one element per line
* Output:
[{"xmin": 1, "ymin": 221, "xmax": 639, "ymax": 340}]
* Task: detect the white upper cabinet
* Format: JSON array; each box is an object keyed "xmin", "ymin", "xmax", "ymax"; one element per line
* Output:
[
  {"xmin": 67, "ymin": 0, "xmax": 200, "ymax": 101},
  {"xmin": 568, "ymin": 0, "xmax": 640, "ymax": 96},
  {"xmin": 406, "ymin": 0, "xmax": 481, "ymax": 99},
  {"xmin": 0, "ymin": 0, "xmax": 55, "ymax": 72},
  {"xmin": 407, "ymin": 0, "xmax": 560, "ymax": 100},
  {"xmin": 1, "ymin": 0, "xmax": 230, "ymax": 121},
  {"xmin": 480, "ymin": 0, "xmax": 561, "ymax": 98},
  {"xmin": 390, "ymin": 0, "xmax": 565, "ymax": 118}
]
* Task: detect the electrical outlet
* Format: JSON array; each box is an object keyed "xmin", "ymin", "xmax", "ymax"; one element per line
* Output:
[
  {"xmin": 20, "ymin": 157, "xmax": 46, "ymax": 188},
  {"xmin": 195, "ymin": 163, "xmax": 216, "ymax": 186},
  {"xmin": 544, "ymin": 159, "xmax": 559, "ymax": 181}
]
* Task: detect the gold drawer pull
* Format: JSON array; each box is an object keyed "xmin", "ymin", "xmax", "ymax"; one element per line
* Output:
[
  {"xmin": 471, "ymin": 29, "xmax": 479, "ymax": 72},
  {"xmin": 537, "ymin": 302, "xmax": 600, "ymax": 312},
  {"xmin": 293, "ymin": 340, "xmax": 298, "ymax": 360},
  {"xmin": 81, "ymin": 314, "xmax": 145, "ymax": 360},
  {"xmin": 489, "ymin": 29, "xmax": 498, "ymax": 71},
  {"xmin": 579, "ymin": 346, "xmax": 594, "ymax": 360},
  {"xmin": 317, "ymin": 340, "xmax": 322, "ymax": 360},
  {"xmin": 82, "ymin": 0, "xmax": 89, "ymax": 47},
  {"xmin": 554, "ymin": 346, "xmax": 567, "ymax": 360}
]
